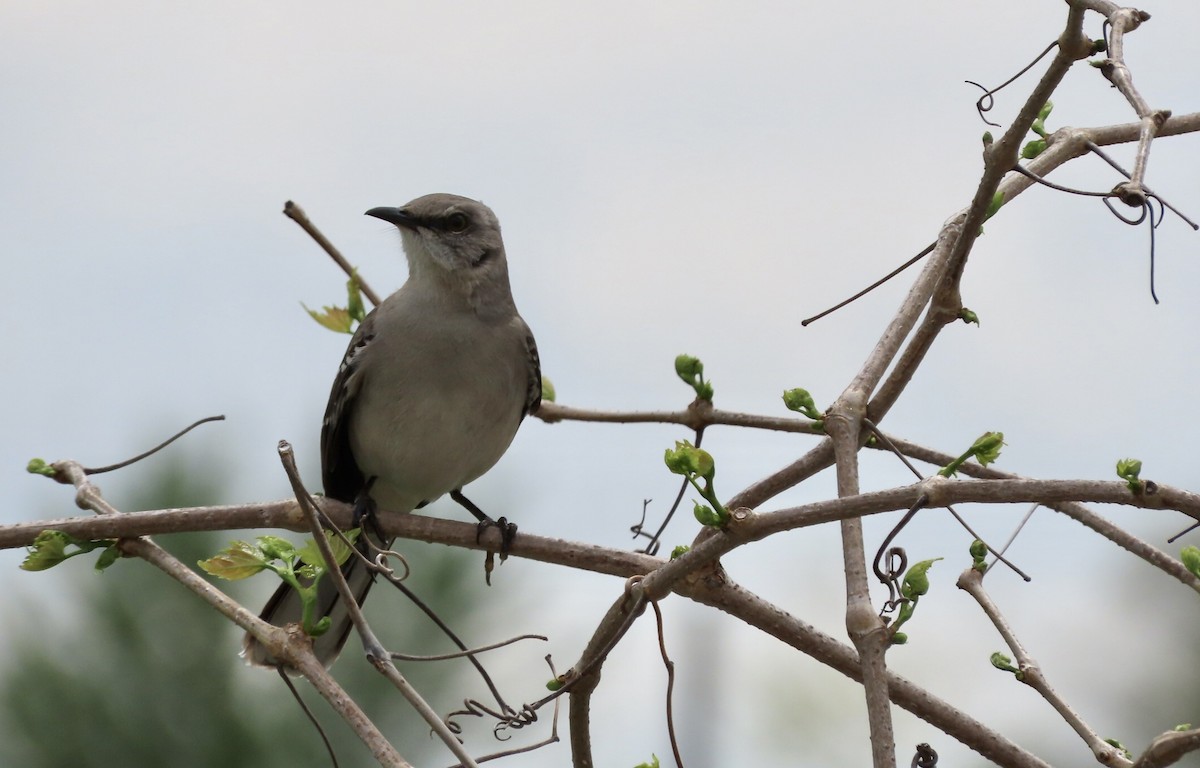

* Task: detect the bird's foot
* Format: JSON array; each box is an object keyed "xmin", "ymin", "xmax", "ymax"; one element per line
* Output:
[{"xmin": 476, "ymin": 517, "xmax": 518, "ymax": 586}]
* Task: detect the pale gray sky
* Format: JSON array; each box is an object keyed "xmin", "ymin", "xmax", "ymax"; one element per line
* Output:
[{"xmin": 3, "ymin": 2, "xmax": 1200, "ymax": 766}]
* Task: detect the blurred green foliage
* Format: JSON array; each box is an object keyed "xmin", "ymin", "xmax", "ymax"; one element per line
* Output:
[{"xmin": 0, "ymin": 451, "xmax": 490, "ymax": 767}]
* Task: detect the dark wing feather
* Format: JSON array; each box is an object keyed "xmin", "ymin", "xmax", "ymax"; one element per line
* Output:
[
  {"xmin": 320, "ymin": 312, "xmax": 376, "ymax": 503},
  {"xmin": 520, "ymin": 319, "xmax": 542, "ymax": 419}
]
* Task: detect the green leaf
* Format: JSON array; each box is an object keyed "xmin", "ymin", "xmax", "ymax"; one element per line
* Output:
[
  {"xmin": 20, "ymin": 530, "xmax": 73, "ymax": 571},
  {"xmin": 974, "ymin": 432, "xmax": 1005, "ymax": 466},
  {"xmin": 198, "ymin": 540, "xmax": 270, "ymax": 581},
  {"xmin": 94, "ymin": 544, "xmax": 121, "ymax": 572},
  {"xmin": 345, "ymin": 271, "xmax": 366, "ymax": 324},
  {"xmin": 901, "ymin": 558, "xmax": 943, "ymax": 599},
  {"xmin": 296, "ymin": 529, "xmax": 360, "ymax": 571},
  {"xmin": 633, "ymin": 755, "xmax": 661, "ymax": 768},
  {"xmin": 302, "ymin": 302, "xmax": 355, "ymax": 334}
]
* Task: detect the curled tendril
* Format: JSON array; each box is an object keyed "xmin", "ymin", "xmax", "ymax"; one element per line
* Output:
[
  {"xmin": 912, "ymin": 742, "xmax": 939, "ymax": 768},
  {"xmin": 964, "ymin": 80, "xmax": 1000, "ymax": 127},
  {"xmin": 877, "ymin": 547, "xmax": 909, "ymax": 616},
  {"xmin": 965, "ymin": 41, "xmax": 1058, "ymax": 126},
  {"xmin": 444, "ymin": 698, "xmax": 538, "ymax": 741}
]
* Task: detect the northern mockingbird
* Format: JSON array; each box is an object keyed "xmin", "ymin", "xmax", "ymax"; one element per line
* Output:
[{"xmin": 243, "ymin": 193, "xmax": 541, "ymax": 668}]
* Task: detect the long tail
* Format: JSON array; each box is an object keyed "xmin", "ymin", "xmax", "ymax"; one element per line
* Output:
[{"xmin": 241, "ymin": 538, "xmax": 390, "ymax": 668}]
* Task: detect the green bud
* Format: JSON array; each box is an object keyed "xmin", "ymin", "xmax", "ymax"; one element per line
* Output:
[
  {"xmin": 901, "ymin": 557, "xmax": 943, "ymax": 599},
  {"xmin": 26, "ymin": 458, "xmax": 57, "ymax": 477},
  {"xmin": 1103, "ymin": 739, "xmax": 1132, "ymax": 760},
  {"xmin": 674, "ymin": 354, "xmax": 703, "ymax": 383},
  {"xmin": 545, "ymin": 678, "xmax": 565, "ymax": 692},
  {"xmin": 1021, "ymin": 139, "xmax": 1046, "ymax": 159},
  {"xmin": 891, "ymin": 632, "xmax": 908, "ymax": 645},
  {"xmin": 1180, "ymin": 546, "xmax": 1200, "ymax": 579},
  {"xmin": 633, "ymin": 756, "xmax": 661, "ymax": 768},
  {"xmin": 664, "ymin": 440, "xmax": 714, "ymax": 479},
  {"xmin": 1117, "ymin": 458, "xmax": 1142, "ymax": 476},
  {"xmin": 1091, "ymin": 39, "xmax": 1107, "ymax": 54},
  {"xmin": 308, "ymin": 615, "xmax": 332, "ymax": 637},
  {"xmin": 693, "ymin": 501, "xmax": 723, "ymax": 528},
  {"xmin": 985, "ymin": 190, "xmax": 1004, "ymax": 220},
  {"xmin": 94, "ymin": 544, "xmax": 121, "ymax": 571},
  {"xmin": 1038, "ymin": 100, "xmax": 1054, "ymax": 121},
  {"xmin": 1173, "ymin": 723, "xmax": 1192, "ymax": 732},
  {"xmin": 540, "ymin": 375, "xmax": 556, "ymax": 403},
  {"xmin": 958, "ymin": 308, "xmax": 979, "ymax": 326},
  {"xmin": 782, "ymin": 388, "xmax": 821, "ymax": 420},
  {"xmin": 981, "ymin": 131, "xmax": 993, "ymax": 148},
  {"xmin": 670, "ymin": 545, "xmax": 690, "ymax": 560},
  {"xmin": 990, "ymin": 652, "xmax": 1020, "ymax": 675},
  {"xmin": 674, "ymin": 354, "xmax": 713, "ymax": 402},
  {"xmin": 969, "ymin": 539, "xmax": 987, "ymax": 559},
  {"xmin": 971, "ymin": 432, "xmax": 1004, "ymax": 467}
]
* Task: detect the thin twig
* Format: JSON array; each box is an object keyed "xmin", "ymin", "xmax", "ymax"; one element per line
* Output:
[
  {"xmin": 278, "ymin": 441, "xmax": 479, "ymax": 768},
  {"xmin": 284, "ymin": 200, "xmax": 384, "ymax": 307},
  {"xmin": 649, "ymin": 599, "xmax": 685, "ymax": 768},
  {"xmin": 957, "ymin": 568, "xmax": 1132, "ymax": 767},
  {"xmin": 80, "ymin": 415, "xmax": 225, "ymax": 474},
  {"xmin": 390, "ymin": 634, "xmax": 548, "ymax": 662}
]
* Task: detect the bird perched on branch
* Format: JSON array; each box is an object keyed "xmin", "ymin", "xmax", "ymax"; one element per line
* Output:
[{"xmin": 244, "ymin": 193, "xmax": 541, "ymax": 668}]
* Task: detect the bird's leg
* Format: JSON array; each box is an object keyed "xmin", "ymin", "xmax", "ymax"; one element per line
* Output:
[
  {"xmin": 451, "ymin": 488, "xmax": 517, "ymax": 564},
  {"xmin": 352, "ymin": 479, "xmax": 387, "ymax": 554}
]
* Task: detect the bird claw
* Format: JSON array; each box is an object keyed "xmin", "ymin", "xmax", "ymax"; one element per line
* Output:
[
  {"xmin": 352, "ymin": 488, "xmax": 386, "ymax": 552},
  {"xmin": 476, "ymin": 516, "xmax": 517, "ymax": 585}
]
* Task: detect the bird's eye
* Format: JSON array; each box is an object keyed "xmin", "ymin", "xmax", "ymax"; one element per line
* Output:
[{"xmin": 445, "ymin": 212, "xmax": 470, "ymax": 233}]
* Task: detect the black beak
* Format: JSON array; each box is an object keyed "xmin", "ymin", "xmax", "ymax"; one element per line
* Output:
[{"xmin": 365, "ymin": 206, "xmax": 417, "ymax": 229}]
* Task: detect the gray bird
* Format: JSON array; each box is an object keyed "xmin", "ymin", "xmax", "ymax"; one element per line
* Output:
[{"xmin": 243, "ymin": 193, "xmax": 541, "ymax": 668}]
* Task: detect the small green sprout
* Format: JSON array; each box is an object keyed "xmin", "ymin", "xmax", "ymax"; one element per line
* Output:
[
  {"xmin": 303, "ymin": 271, "xmax": 367, "ymax": 334},
  {"xmin": 664, "ymin": 440, "xmax": 728, "ymax": 527},
  {"xmin": 1180, "ymin": 546, "xmax": 1200, "ymax": 580},
  {"xmin": 674, "ymin": 354, "xmax": 714, "ymax": 402},
  {"xmin": 940, "ymin": 432, "xmax": 1004, "ymax": 477},
  {"xmin": 888, "ymin": 557, "xmax": 943, "ymax": 644},
  {"xmin": 782, "ymin": 388, "xmax": 823, "ymax": 422},
  {"xmin": 990, "ymin": 652, "xmax": 1023, "ymax": 680},
  {"xmin": 21, "ymin": 530, "xmax": 119, "ymax": 572},
  {"xmin": 199, "ymin": 530, "xmax": 360, "ymax": 637},
  {"xmin": 1116, "ymin": 458, "xmax": 1144, "ymax": 493}
]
